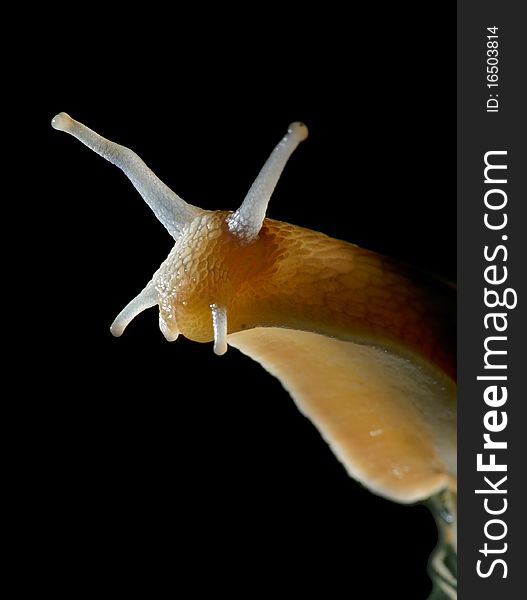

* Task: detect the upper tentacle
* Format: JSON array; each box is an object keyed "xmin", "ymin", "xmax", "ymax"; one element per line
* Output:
[
  {"xmin": 227, "ymin": 122, "xmax": 308, "ymax": 243},
  {"xmin": 51, "ymin": 112, "xmax": 202, "ymax": 239}
]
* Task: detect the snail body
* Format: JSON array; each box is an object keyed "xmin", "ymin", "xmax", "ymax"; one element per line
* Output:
[{"xmin": 52, "ymin": 113, "xmax": 457, "ymax": 597}]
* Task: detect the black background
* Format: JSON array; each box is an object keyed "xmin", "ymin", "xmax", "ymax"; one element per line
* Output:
[{"xmin": 30, "ymin": 6, "xmax": 454, "ymax": 598}]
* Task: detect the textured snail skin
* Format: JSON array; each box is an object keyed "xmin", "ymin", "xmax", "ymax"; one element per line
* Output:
[
  {"xmin": 51, "ymin": 112, "xmax": 456, "ymax": 509},
  {"xmin": 157, "ymin": 212, "xmax": 455, "ymax": 376}
]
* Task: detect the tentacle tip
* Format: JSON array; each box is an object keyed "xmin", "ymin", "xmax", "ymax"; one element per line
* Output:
[
  {"xmin": 51, "ymin": 112, "xmax": 73, "ymax": 131},
  {"xmin": 288, "ymin": 121, "xmax": 308, "ymax": 142},
  {"xmin": 213, "ymin": 341, "xmax": 228, "ymax": 356},
  {"xmin": 110, "ymin": 323, "xmax": 124, "ymax": 337},
  {"xmin": 210, "ymin": 303, "xmax": 228, "ymax": 355}
]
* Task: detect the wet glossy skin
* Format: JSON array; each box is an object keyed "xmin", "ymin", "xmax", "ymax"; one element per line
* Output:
[
  {"xmin": 52, "ymin": 113, "xmax": 457, "ymax": 596},
  {"xmin": 156, "ymin": 210, "xmax": 455, "ymax": 381}
]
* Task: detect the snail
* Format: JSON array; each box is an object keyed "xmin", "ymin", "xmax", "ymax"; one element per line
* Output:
[{"xmin": 52, "ymin": 112, "xmax": 457, "ymax": 597}]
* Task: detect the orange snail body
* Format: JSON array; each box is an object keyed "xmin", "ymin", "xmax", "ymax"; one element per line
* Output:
[
  {"xmin": 52, "ymin": 112, "xmax": 457, "ymax": 596},
  {"xmin": 157, "ymin": 211, "xmax": 456, "ymax": 383}
]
